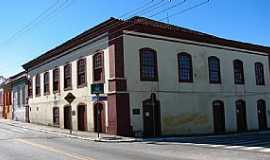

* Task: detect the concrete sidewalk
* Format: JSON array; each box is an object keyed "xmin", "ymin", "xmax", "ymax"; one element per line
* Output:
[{"xmin": 0, "ymin": 119, "xmax": 137, "ymax": 143}]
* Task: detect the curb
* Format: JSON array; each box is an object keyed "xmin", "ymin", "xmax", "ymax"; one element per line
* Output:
[{"xmin": 2, "ymin": 120, "xmax": 137, "ymax": 143}]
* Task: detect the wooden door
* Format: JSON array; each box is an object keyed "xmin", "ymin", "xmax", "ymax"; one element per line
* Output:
[
  {"xmin": 94, "ymin": 103, "xmax": 105, "ymax": 133},
  {"xmin": 78, "ymin": 105, "xmax": 87, "ymax": 131},
  {"xmin": 236, "ymin": 100, "xmax": 247, "ymax": 132},
  {"xmin": 213, "ymin": 101, "xmax": 225, "ymax": 133},
  {"xmin": 257, "ymin": 100, "xmax": 267, "ymax": 130},
  {"xmin": 143, "ymin": 98, "xmax": 161, "ymax": 137},
  {"xmin": 64, "ymin": 106, "xmax": 71, "ymax": 129}
]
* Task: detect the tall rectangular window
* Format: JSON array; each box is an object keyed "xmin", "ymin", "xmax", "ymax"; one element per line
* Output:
[
  {"xmin": 178, "ymin": 53, "xmax": 193, "ymax": 82},
  {"xmin": 64, "ymin": 64, "xmax": 72, "ymax": 90},
  {"xmin": 35, "ymin": 74, "xmax": 41, "ymax": 96},
  {"xmin": 53, "ymin": 68, "xmax": 60, "ymax": 92},
  {"xmin": 44, "ymin": 72, "xmax": 50, "ymax": 94},
  {"xmin": 208, "ymin": 56, "xmax": 221, "ymax": 84},
  {"xmin": 255, "ymin": 62, "xmax": 265, "ymax": 85},
  {"xmin": 93, "ymin": 53, "xmax": 104, "ymax": 82},
  {"xmin": 28, "ymin": 78, "xmax": 33, "ymax": 98},
  {"xmin": 233, "ymin": 60, "xmax": 245, "ymax": 84},
  {"xmin": 139, "ymin": 48, "xmax": 158, "ymax": 81},
  {"xmin": 77, "ymin": 58, "xmax": 86, "ymax": 87}
]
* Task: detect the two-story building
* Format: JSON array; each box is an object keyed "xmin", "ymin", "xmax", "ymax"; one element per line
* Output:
[
  {"xmin": 10, "ymin": 71, "xmax": 28, "ymax": 122},
  {"xmin": 23, "ymin": 16, "xmax": 270, "ymax": 137},
  {"xmin": 1, "ymin": 79, "xmax": 12, "ymax": 119}
]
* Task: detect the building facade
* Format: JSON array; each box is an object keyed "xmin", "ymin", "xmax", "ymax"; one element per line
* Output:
[
  {"xmin": 23, "ymin": 17, "xmax": 270, "ymax": 137},
  {"xmin": 0, "ymin": 76, "xmax": 6, "ymax": 117},
  {"xmin": 2, "ymin": 79, "xmax": 12, "ymax": 119},
  {"xmin": 10, "ymin": 71, "xmax": 28, "ymax": 122}
]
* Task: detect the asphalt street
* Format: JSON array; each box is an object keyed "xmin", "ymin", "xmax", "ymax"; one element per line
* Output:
[{"xmin": 0, "ymin": 122, "xmax": 270, "ymax": 160}]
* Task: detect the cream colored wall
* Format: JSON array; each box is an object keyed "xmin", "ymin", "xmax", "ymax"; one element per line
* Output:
[
  {"xmin": 123, "ymin": 31, "xmax": 270, "ymax": 135},
  {"xmin": 28, "ymin": 35, "xmax": 110, "ymax": 131}
]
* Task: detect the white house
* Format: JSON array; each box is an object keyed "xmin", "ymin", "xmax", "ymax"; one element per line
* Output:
[
  {"xmin": 10, "ymin": 71, "xmax": 28, "ymax": 122},
  {"xmin": 23, "ymin": 16, "xmax": 270, "ymax": 137}
]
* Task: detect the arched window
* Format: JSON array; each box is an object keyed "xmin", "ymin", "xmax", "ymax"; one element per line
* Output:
[
  {"xmin": 208, "ymin": 56, "xmax": 221, "ymax": 83},
  {"xmin": 255, "ymin": 62, "xmax": 265, "ymax": 85},
  {"xmin": 140, "ymin": 48, "xmax": 158, "ymax": 81},
  {"xmin": 93, "ymin": 52, "xmax": 104, "ymax": 82},
  {"xmin": 233, "ymin": 60, "xmax": 244, "ymax": 84},
  {"xmin": 35, "ymin": 74, "xmax": 41, "ymax": 96},
  {"xmin": 178, "ymin": 53, "xmax": 193, "ymax": 82},
  {"xmin": 77, "ymin": 58, "xmax": 87, "ymax": 86},
  {"xmin": 44, "ymin": 72, "xmax": 50, "ymax": 94},
  {"xmin": 64, "ymin": 64, "xmax": 72, "ymax": 90}
]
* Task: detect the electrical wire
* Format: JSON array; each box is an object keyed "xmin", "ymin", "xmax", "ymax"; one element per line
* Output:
[{"xmin": 0, "ymin": 0, "xmax": 72, "ymax": 46}]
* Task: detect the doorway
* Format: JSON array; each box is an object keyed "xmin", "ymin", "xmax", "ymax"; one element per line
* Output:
[
  {"xmin": 64, "ymin": 106, "xmax": 71, "ymax": 129},
  {"xmin": 213, "ymin": 100, "xmax": 225, "ymax": 133},
  {"xmin": 94, "ymin": 103, "xmax": 105, "ymax": 133},
  {"xmin": 143, "ymin": 93, "xmax": 161, "ymax": 137},
  {"xmin": 25, "ymin": 106, "xmax": 30, "ymax": 123},
  {"xmin": 257, "ymin": 99, "xmax": 267, "ymax": 130},
  {"xmin": 236, "ymin": 100, "xmax": 247, "ymax": 132},
  {"xmin": 77, "ymin": 104, "xmax": 87, "ymax": 131}
]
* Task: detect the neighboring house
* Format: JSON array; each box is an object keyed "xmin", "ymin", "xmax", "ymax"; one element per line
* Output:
[
  {"xmin": 10, "ymin": 71, "xmax": 28, "ymax": 122},
  {"xmin": 0, "ymin": 78, "xmax": 5, "ymax": 118},
  {"xmin": 22, "ymin": 16, "xmax": 270, "ymax": 137},
  {"xmin": 2, "ymin": 79, "xmax": 12, "ymax": 119}
]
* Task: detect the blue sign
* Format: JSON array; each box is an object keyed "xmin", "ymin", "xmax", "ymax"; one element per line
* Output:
[{"xmin": 92, "ymin": 96, "xmax": 107, "ymax": 101}]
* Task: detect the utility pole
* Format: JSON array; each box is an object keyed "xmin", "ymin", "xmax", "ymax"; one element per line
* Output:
[
  {"xmin": 64, "ymin": 93, "xmax": 76, "ymax": 135},
  {"xmin": 96, "ymin": 93, "xmax": 100, "ymax": 139}
]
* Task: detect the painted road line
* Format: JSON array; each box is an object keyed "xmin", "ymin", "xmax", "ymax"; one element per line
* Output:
[{"xmin": 16, "ymin": 139, "xmax": 96, "ymax": 160}]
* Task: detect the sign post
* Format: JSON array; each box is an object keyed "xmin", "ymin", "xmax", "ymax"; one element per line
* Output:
[
  {"xmin": 64, "ymin": 93, "xmax": 76, "ymax": 135},
  {"xmin": 91, "ymin": 83, "xmax": 104, "ymax": 139}
]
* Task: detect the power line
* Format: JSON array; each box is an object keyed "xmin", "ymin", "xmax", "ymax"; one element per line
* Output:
[
  {"xmin": 0, "ymin": 0, "xmax": 73, "ymax": 46},
  {"xmin": 53, "ymin": 0, "xmax": 207, "ymax": 61}
]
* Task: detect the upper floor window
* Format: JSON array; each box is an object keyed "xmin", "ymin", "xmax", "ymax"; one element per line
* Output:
[
  {"xmin": 233, "ymin": 60, "xmax": 244, "ymax": 84},
  {"xmin": 255, "ymin": 62, "xmax": 265, "ymax": 85},
  {"xmin": 139, "ymin": 48, "xmax": 158, "ymax": 81},
  {"xmin": 35, "ymin": 74, "xmax": 41, "ymax": 96},
  {"xmin": 93, "ymin": 52, "xmax": 104, "ymax": 82},
  {"xmin": 64, "ymin": 64, "xmax": 72, "ymax": 90},
  {"xmin": 77, "ymin": 58, "xmax": 87, "ymax": 86},
  {"xmin": 53, "ymin": 68, "xmax": 60, "ymax": 92},
  {"xmin": 44, "ymin": 72, "xmax": 50, "ymax": 94},
  {"xmin": 178, "ymin": 53, "xmax": 193, "ymax": 82},
  {"xmin": 28, "ymin": 78, "xmax": 33, "ymax": 97},
  {"xmin": 208, "ymin": 56, "xmax": 221, "ymax": 84}
]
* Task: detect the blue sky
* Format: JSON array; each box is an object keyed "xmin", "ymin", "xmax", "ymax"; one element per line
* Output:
[{"xmin": 0, "ymin": 0, "xmax": 269, "ymax": 77}]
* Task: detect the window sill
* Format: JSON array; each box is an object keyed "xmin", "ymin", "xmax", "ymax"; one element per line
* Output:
[
  {"xmin": 53, "ymin": 90, "xmax": 60, "ymax": 94},
  {"xmin": 93, "ymin": 80, "xmax": 105, "ymax": 84},
  {"xmin": 179, "ymin": 80, "xmax": 193, "ymax": 83},
  {"xmin": 44, "ymin": 92, "xmax": 50, "ymax": 96},
  {"xmin": 64, "ymin": 87, "xmax": 72, "ymax": 91},
  {"xmin": 77, "ymin": 83, "xmax": 87, "ymax": 88}
]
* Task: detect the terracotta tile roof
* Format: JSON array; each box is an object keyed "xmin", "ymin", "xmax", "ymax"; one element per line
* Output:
[{"xmin": 22, "ymin": 16, "xmax": 270, "ymax": 70}]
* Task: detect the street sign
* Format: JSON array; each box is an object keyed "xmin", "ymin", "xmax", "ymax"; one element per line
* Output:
[
  {"xmin": 64, "ymin": 93, "xmax": 76, "ymax": 104},
  {"xmin": 91, "ymin": 83, "xmax": 104, "ymax": 94}
]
